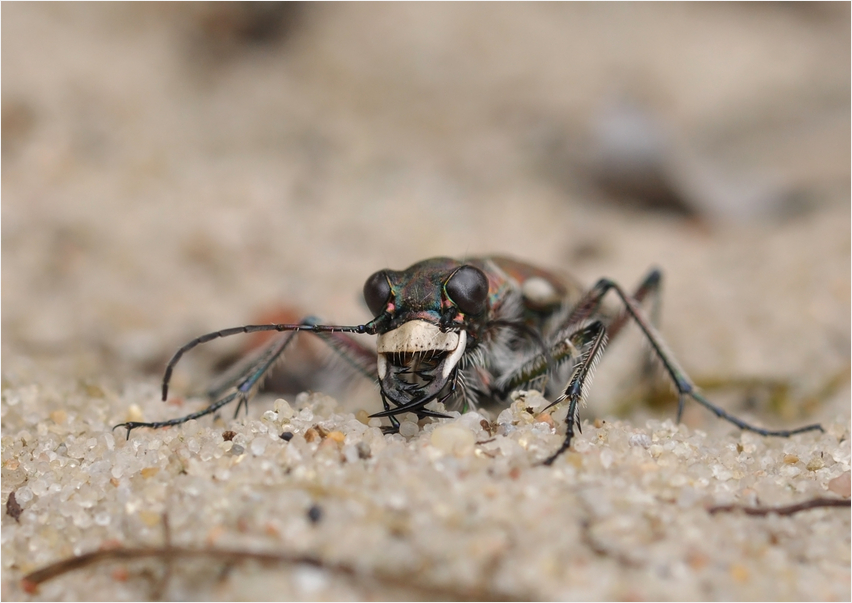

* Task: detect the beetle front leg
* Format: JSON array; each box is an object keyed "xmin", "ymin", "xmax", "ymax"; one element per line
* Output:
[
  {"xmin": 498, "ymin": 271, "xmax": 661, "ymax": 464},
  {"xmin": 540, "ymin": 321, "xmax": 608, "ymax": 466},
  {"xmin": 493, "ymin": 320, "xmax": 609, "ymax": 464}
]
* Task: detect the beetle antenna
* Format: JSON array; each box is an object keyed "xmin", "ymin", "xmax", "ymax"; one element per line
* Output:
[{"xmin": 161, "ymin": 319, "xmax": 376, "ymax": 402}]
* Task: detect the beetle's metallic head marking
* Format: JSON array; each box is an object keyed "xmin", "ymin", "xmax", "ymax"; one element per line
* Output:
[{"xmin": 362, "ymin": 257, "xmax": 489, "ymax": 411}]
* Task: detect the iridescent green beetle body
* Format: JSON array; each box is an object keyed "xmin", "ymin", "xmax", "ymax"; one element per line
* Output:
[{"xmin": 117, "ymin": 256, "xmax": 823, "ymax": 465}]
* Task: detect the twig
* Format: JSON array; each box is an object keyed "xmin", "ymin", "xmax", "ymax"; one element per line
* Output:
[
  {"xmin": 20, "ymin": 544, "xmax": 522, "ymax": 601},
  {"xmin": 708, "ymin": 497, "xmax": 850, "ymax": 517}
]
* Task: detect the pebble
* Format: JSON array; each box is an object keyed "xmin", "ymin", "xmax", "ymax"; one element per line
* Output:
[
  {"xmin": 828, "ymin": 471, "xmax": 850, "ymax": 498},
  {"xmin": 430, "ymin": 423, "xmax": 475, "ymax": 455},
  {"xmin": 250, "ymin": 437, "xmax": 268, "ymax": 456},
  {"xmin": 274, "ymin": 399, "xmax": 295, "ymax": 419},
  {"xmin": 399, "ymin": 421, "xmax": 419, "ymax": 438}
]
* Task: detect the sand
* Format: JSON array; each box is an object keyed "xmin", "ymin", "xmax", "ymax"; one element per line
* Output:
[{"xmin": 2, "ymin": 4, "xmax": 849, "ymax": 600}]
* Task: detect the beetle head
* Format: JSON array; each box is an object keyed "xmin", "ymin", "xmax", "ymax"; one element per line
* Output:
[{"xmin": 362, "ymin": 258, "xmax": 489, "ymax": 412}]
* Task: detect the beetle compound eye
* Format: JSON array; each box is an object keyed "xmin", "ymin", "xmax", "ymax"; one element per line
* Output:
[
  {"xmin": 363, "ymin": 270, "xmax": 392, "ymax": 316},
  {"xmin": 445, "ymin": 265, "xmax": 488, "ymax": 315}
]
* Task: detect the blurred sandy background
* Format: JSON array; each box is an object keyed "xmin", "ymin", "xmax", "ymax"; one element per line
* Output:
[{"xmin": 2, "ymin": 3, "xmax": 850, "ymax": 600}]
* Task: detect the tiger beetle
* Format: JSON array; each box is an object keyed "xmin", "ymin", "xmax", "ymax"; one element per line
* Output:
[{"xmin": 115, "ymin": 256, "xmax": 823, "ymax": 465}]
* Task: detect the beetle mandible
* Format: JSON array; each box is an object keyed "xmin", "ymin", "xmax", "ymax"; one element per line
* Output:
[{"xmin": 115, "ymin": 256, "xmax": 823, "ymax": 464}]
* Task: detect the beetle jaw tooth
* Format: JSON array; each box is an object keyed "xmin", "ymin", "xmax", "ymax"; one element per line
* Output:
[{"xmin": 442, "ymin": 329, "xmax": 466, "ymax": 379}]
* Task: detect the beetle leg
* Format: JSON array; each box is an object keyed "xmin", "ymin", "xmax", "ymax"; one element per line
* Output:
[
  {"xmin": 207, "ymin": 322, "xmax": 380, "ymax": 415},
  {"xmin": 159, "ymin": 318, "xmax": 375, "ymax": 403},
  {"xmin": 603, "ymin": 268, "xmax": 662, "ymax": 341},
  {"xmin": 206, "ymin": 329, "xmax": 302, "ymax": 410},
  {"xmin": 116, "ymin": 330, "xmax": 301, "ymax": 438},
  {"xmin": 520, "ymin": 270, "xmax": 660, "ymax": 395},
  {"xmin": 114, "ymin": 390, "xmax": 245, "ymax": 440},
  {"xmin": 598, "ymin": 268, "xmax": 663, "ymax": 386},
  {"xmin": 494, "ymin": 273, "xmax": 660, "ymax": 464},
  {"xmin": 495, "ymin": 325, "xmax": 588, "ymax": 396},
  {"xmin": 117, "ymin": 317, "xmax": 378, "ymax": 437},
  {"xmin": 494, "ymin": 267, "xmax": 660, "ymax": 397},
  {"xmin": 540, "ymin": 321, "xmax": 608, "ymax": 465},
  {"xmin": 549, "ymin": 278, "xmax": 823, "ymax": 457},
  {"xmin": 491, "ymin": 319, "xmax": 608, "ymax": 464}
]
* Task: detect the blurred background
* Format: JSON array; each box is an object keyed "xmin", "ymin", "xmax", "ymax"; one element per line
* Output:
[{"xmin": 2, "ymin": 3, "xmax": 849, "ymax": 423}]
